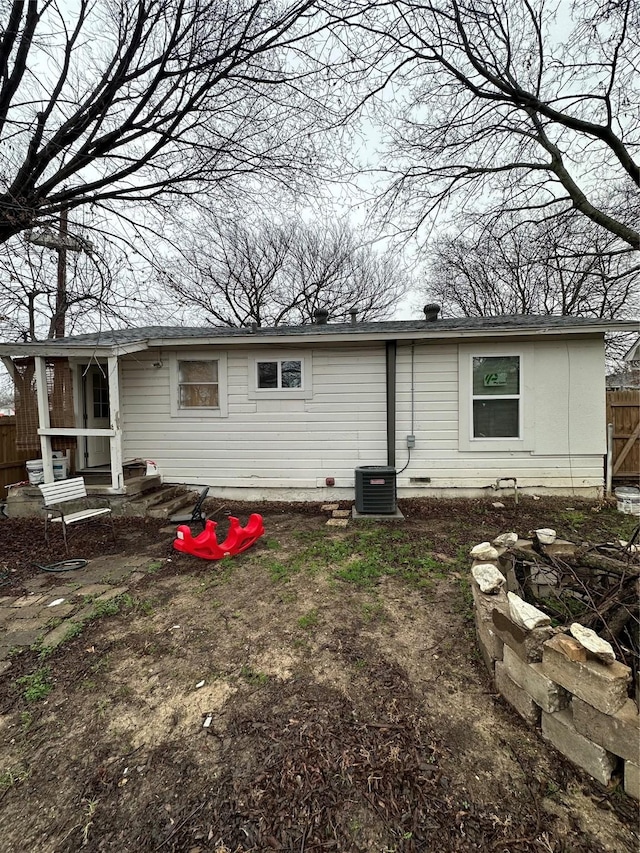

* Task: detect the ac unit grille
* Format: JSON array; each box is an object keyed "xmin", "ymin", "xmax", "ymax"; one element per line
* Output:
[{"xmin": 355, "ymin": 466, "xmax": 397, "ymax": 514}]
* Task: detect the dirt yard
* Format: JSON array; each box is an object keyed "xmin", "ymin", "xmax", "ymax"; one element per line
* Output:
[{"xmin": 0, "ymin": 496, "xmax": 638, "ymax": 853}]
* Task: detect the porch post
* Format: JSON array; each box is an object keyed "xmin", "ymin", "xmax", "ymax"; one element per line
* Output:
[
  {"xmin": 34, "ymin": 356, "xmax": 55, "ymax": 482},
  {"xmin": 107, "ymin": 356, "xmax": 124, "ymax": 490}
]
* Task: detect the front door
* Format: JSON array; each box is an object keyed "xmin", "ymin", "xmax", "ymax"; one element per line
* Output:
[{"xmin": 82, "ymin": 365, "xmax": 110, "ymax": 467}]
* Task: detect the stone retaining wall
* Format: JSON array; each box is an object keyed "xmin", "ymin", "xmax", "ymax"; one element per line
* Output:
[{"xmin": 471, "ymin": 537, "xmax": 639, "ymax": 800}]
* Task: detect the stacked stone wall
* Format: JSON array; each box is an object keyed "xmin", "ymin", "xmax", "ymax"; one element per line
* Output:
[{"xmin": 471, "ymin": 537, "xmax": 639, "ymax": 799}]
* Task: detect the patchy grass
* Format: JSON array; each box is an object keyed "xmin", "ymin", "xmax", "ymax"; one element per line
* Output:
[
  {"xmin": 0, "ymin": 498, "xmax": 637, "ymax": 853},
  {"xmin": 0, "ymin": 766, "xmax": 30, "ymax": 791},
  {"xmin": 297, "ymin": 609, "xmax": 320, "ymax": 630},
  {"xmin": 263, "ymin": 524, "xmax": 451, "ymax": 592},
  {"xmin": 15, "ymin": 667, "xmax": 52, "ymax": 702},
  {"xmin": 239, "ymin": 665, "xmax": 269, "ymax": 687}
]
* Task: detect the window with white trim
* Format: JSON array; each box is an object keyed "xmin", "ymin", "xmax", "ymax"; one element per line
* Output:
[
  {"xmin": 248, "ymin": 352, "xmax": 311, "ymax": 400},
  {"xmin": 472, "ymin": 355, "xmax": 520, "ymax": 438},
  {"xmin": 178, "ymin": 359, "xmax": 219, "ymax": 409},
  {"xmin": 256, "ymin": 359, "xmax": 302, "ymax": 390},
  {"xmin": 170, "ymin": 352, "xmax": 228, "ymax": 418}
]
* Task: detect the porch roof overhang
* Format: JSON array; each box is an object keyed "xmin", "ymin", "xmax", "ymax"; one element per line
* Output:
[
  {"xmin": 0, "ymin": 316, "xmax": 637, "ymax": 358},
  {"xmin": 0, "ymin": 340, "xmax": 148, "ymax": 358}
]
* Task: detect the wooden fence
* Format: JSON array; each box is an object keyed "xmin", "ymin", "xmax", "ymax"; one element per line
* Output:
[
  {"xmin": 607, "ymin": 390, "xmax": 640, "ymax": 481},
  {"xmin": 0, "ymin": 417, "xmax": 31, "ymax": 495}
]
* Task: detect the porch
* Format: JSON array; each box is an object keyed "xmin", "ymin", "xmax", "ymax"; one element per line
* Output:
[
  {"xmin": 4, "ymin": 473, "xmax": 197, "ymax": 519},
  {"xmin": 1, "ymin": 352, "xmax": 132, "ymax": 491}
]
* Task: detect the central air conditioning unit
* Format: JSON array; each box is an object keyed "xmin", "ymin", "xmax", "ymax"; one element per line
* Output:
[{"xmin": 354, "ymin": 466, "xmax": 397, "ymax": 514}]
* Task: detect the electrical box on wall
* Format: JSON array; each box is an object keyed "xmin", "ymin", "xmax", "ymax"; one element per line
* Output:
[{"xmin": 406, "ymin": 435, "xmax": 415, "ymax": 448}]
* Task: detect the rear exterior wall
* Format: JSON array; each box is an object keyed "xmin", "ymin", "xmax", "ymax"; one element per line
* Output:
[{"xmin": 119, "ymin": 337, "xmax": 606, "ymax": 500}]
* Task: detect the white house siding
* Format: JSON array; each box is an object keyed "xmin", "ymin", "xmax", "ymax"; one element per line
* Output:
[
  {"xmin": 119, "ymin": 335, "xmax": 606, "ymax": 500},
  {"xmin": 119, "ymin": 344, "xmax": 388, "ymax": 498},
  {"xmin": 395, "ymin": 337, "xmax": 606, "ymax": 496}
]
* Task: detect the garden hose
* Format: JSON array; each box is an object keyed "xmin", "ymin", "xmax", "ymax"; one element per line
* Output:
[{"xmin": 33, "ymin": 559, "xmax": 89, "ymax": 573}]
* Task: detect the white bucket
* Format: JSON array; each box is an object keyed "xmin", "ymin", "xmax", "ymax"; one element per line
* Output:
[
  {"xmin": 26, "ymin": 459, "xmax": 44, "ymax": 485},
  {"xmin": 26, "ymin": 458, "xmax": 69, "ymax": 484},
  {"xmin": 53, "ymin": 459, "xmax": 69, "ymax": 480},
  {"xmin": 615, "ymin": 486, "xmax": 640, "ymax": 516}
]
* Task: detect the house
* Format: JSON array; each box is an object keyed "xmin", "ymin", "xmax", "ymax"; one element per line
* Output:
[{"xmin": 0, "ymin": 311, "xmax": 637, "ymax": 501}]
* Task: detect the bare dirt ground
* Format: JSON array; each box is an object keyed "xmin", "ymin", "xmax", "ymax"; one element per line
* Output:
[{"xmin": 0, "ymin": 496, "xmax": 638, "ymax": 853}]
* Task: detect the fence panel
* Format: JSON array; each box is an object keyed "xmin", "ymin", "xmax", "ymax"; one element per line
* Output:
[
  {"xmin": 0, "ymin": 417, "xmax": 31, "ymax": 495},
  {"xmin": 607, "ymin": 390, "xmax": 640, "ymax": 480}
]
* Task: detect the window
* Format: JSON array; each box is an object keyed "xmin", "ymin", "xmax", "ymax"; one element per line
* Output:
[
  {"xmin": 170, "ymin": 353, "xmax": 228, "ymax": 418},
  {"xmin": 472, "ymin": 355, "xmax": 520, "ymax": 438},
  {"xmin": 92, "ymin": 370, "xmax": 109, "ymax": 419},
  {"xmin": 257, "ymin": 359, "xmax": 302, "ymax": 390},
  {"xmin": 248, "ymin": 353, "xmax": 311, "ymax": 399},
  {"xmin": 178, "ymin": 360, "xmax": 219, "ymax": 408}
]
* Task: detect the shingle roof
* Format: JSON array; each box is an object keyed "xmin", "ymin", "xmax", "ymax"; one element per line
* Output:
[
  {"xmin": 25, "ymin": 314, "xmax": 639, "ymax": 348},
  {"xmin": 0, "ymin": 314, "xmax": 637, "ymax": 356}
]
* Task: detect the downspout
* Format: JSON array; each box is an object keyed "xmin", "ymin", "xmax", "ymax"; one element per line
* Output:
[{"xmin": 386, "ymin": 341, "xmax": 397, "ymax": 468}]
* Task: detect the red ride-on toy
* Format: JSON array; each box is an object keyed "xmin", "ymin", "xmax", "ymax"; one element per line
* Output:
[{"xmin": 173, "ymin": 514, "xmax": 264, "ymax": 560}]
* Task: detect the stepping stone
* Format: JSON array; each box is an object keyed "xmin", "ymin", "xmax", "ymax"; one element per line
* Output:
[
  {"xmin": 94, "ymin": 587, "xmax": 129, "ymax": 603},
  {"xmin": 76, "ymin": 583, "xmax": 112, "ymax": 597}
]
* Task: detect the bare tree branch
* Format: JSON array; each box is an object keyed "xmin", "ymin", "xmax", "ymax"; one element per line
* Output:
[
  {"xmin": 157, "ymin": 214, "xmax": 412, "ymax": 326},
  {"xmin": 326, "ymin": 0, "xmax": 640, "ymax": 246},
  {"xmin": 0, "ymin": 0, "xmax": 328, "ymax": 242},
  {"xmin": 424, "ymin": 209, "xmax": 639, "ymax": 334}
]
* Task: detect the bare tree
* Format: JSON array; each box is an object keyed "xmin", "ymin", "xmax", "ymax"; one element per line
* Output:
[
  {"xmin": 328, "ymin": 0, "xmax": 639, "ymax": 247},
  {"xmin": 0, "ymin": 0, "xmax": 326, "ymax": 244},
  {"xmin": 158, "ymin": 216, "xmax": 411, "ymax": 325},
  {"xmin": 424, "ymin": 212, "xmax": 639, "ymax": 363},
  {"xmin": 426, "ymin": 213, "xmax": 639, "ymax": 318}
]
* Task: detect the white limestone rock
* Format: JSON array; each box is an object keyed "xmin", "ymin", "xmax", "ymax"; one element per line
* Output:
[
  {"xmin": 470, "ymin": 542, "xmax": 500, "ymax": 561},
  {"xmin": 535, "ymin": 528, "xmax": 557, "ymax": 545},
  {"xmin": 472, "ymin": 563, "xmax": 507, "ymax": 594},
  {"xmin": 570, "ymin": 623, "xmax": 616, "ymax": 664},
  {"xmin": 507, "ymin": 592, "xmax": 552, "ymax": 630},
  {"xmin": 492, "ymin": 532, "xmax": 519, "ymax": 547}
]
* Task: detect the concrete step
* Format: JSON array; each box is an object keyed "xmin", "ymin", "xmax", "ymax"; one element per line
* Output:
[
  {"xmin": 122, "ymin": 485, "xmax": 192, "ymax": 517},
  {"xmin": 135, "ymin": 485, "xmax": 186, "ymax": 509},
  {"xmin": 147, "ymin": 492, "xmax": 196, "ymax": 519},
  {"xmin": 123, "ymin": 475, "xmax": 162, "ymax": 496}
]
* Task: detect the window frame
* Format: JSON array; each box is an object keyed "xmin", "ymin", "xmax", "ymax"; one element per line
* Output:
[
  {"xmin": 471, "ymin": 354, "xmax": 521, "ymax": 440},
  {"xmin": 458, "ymin": 344, "xmax": 534, "ymax": 452},
  {"xmin": 170, "ymin": 352, "xmax": 228, "ymax": 418},
  {"xmin": 256, "ymin": 358, "xmax": 303, "ymax": 391},
  {"xmin": 248, "ymin": 351, "xmax": 312, "ymax": 400}
]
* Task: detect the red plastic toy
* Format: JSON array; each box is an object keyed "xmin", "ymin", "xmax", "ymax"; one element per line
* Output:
[{"xmin": 173, "ymin": 514, "xmax": 265, "ymax": 560}]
